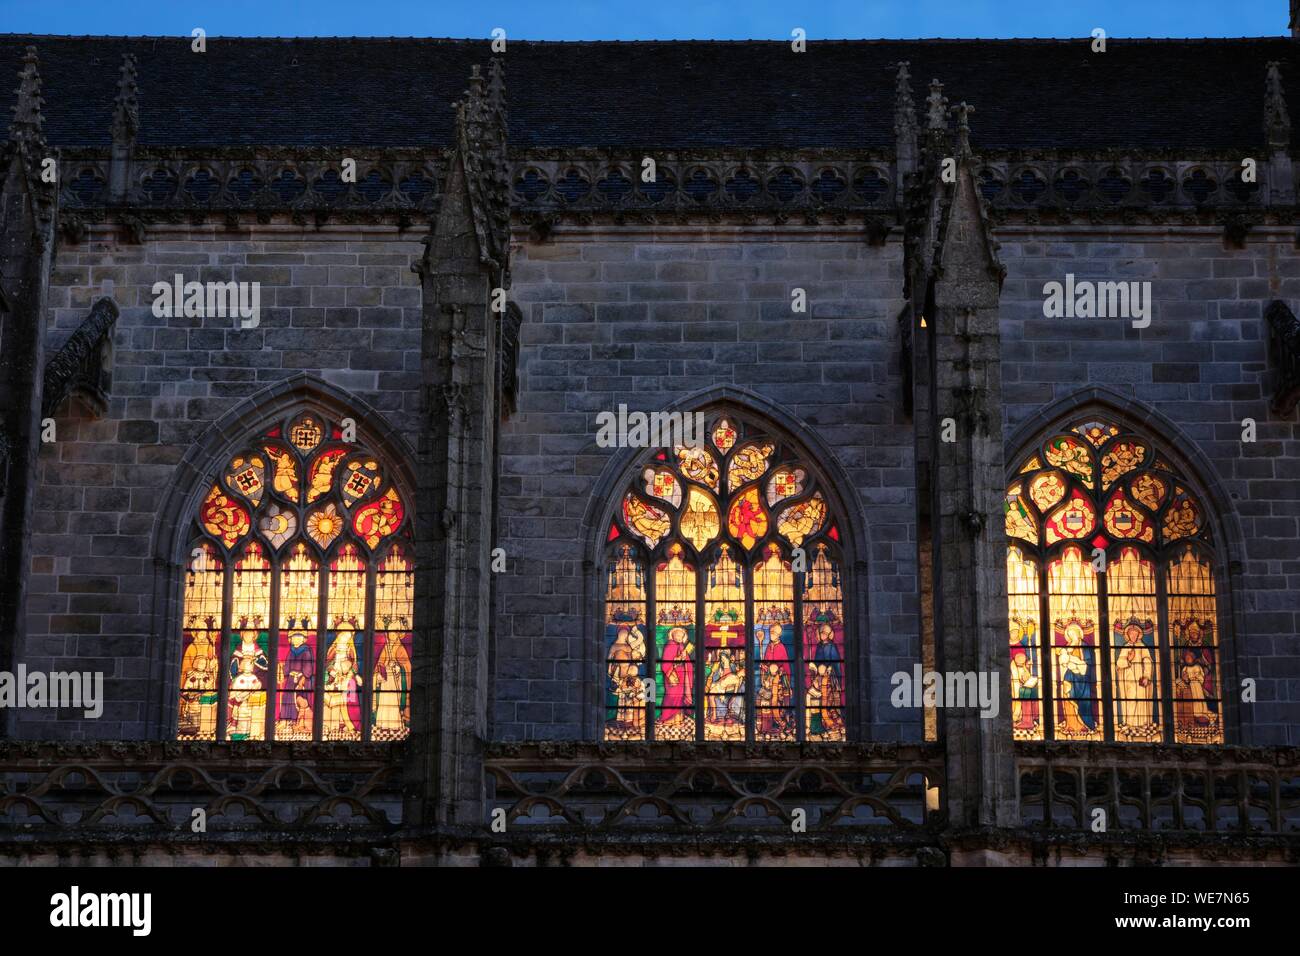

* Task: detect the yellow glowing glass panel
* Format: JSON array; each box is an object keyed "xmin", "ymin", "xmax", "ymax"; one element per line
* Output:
[
  {"xmin": 1108, "ymin": 547, "xmax": 1161, "ymax": 743},
  {"xmin": 1006, "ymin": 546, "xmax": 1043, "ymax": 741},
  {"xmin": 1004, "ymin": 485, "xmax": 1037, "ymax": 545},
  {"xmin": 655, "ymin": 542, "xmax": 696, "ymax": 741},
  {"xmin": 178, "ymin": 544, "xmax": 223, "ymax": 741},
  {"xmin": 275, "ymin": 542, "xmax": 319, "ymax": 741},
  {"xmin": 680, "ymin": 487, "xmax": 720, "ymax": 552},
  {"xmin": 1044, "ymin": 490, "xmax": 1095, "ymax": 545},
  {"xmin": 674, "ymin": 444, "xmax": 719, "ymax": 492},
  {"xmin": 776, "ymin": 492, "xmax": 826, "ymax": 547},
  {"xmin": 1101, "ymin": 440, "xmax": 1147, "ymax": 489},
  {"xmin": 1103, "ymin": 488, "xmax": 1154, "ymax": 542},
  {"xmin": 752, "ymin": 544, "xmax": 795, "ymax": 742},
  {"xmin": 264, "ymin": 445, "xmax": 299, "ymax": 502},
  {"xmin": 1162, "ymin": 486, "xmax": 1202, "ymax": 542},
  {"xmin": 623, "ymin": 493, "xmax": 671, "ymax": 549},
  {"xmin": 711, "ymin": 418, "xmax": 737, "ymax": 453},
  {"xmin": 704, "ymin": 545, "xmax": 746, "ymax": 741},
  {"xmin": 803, "ymin": 543, "xmax": 846, "ymax": 741},
  {"xmin": 1019, "ymin": 456, "xmax": 1043, "ymax": 474},
  {"xmin": 1047, "ymin": 545, "xmax": 1103, "ymax": 742},
  {"xmin": 1131, "ymin": 472, "xmax": 1167, "ymax": 511},
  {"xmin": 605, "ymin": 543, "xmax": 648, "ymax": 742},
  {"xmin": 323, "ymin": 544, "xmax": 366, "ymax": 741},
  {"xmin": 726, "ymin": 485, "xmax": 769, "ymax": 551},
  {"xmin": 727, "ymin": 442, "xmax": 774, "ymax": 492},
  {"xmin": 1044, "ymin": 436, "xmax": 1094, "ymax": 489},
  {"xmin": 1028, "ymin": 471, "xmax": 1067, "ymax": 513},
  {"xmin": 1167, "ymin": 547, "xmax": 1222, "ymax": 744},
  {"xmin": 227, "ymin": 542, "xmax": 271, "ymax": 741},
  {"xmin": 372, "ymin": 546, "xmax": 413, "ymax": 742}
]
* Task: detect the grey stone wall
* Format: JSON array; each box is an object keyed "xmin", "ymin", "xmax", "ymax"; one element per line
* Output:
[
  {"xmin": 491, "ymin": 226, "xmax": 920, "ymax": 741},
  {"xmin": 21, "ymin": 225, "xmax": 424, "ymax": 739},
  {"xmin": 998, "ymin": 227, "xmax": 1300, "ymax": 745}
]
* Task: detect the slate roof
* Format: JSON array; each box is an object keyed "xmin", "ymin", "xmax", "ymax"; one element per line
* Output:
[{"xmin": 0, "ymin": 35, "xmax": 1297, "ymax": 152}]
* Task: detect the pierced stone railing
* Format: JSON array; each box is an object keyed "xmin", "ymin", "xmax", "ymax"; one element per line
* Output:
[
  {"xmin": 0, "ymin": 741, "xmax": 405, "ymax": 840},
  {"xmin": 484, "ymin": 741, "xmax": 944, "ymax": 834},
  {"xmin": 1016, "ymin": 742, "xmax": 1300, "ymax": 835}
]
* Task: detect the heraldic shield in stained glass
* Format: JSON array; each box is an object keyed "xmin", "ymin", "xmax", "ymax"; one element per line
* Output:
[
  {"xmin": 179, "ymin": 412, "xmax": 412, "ymax": 743},
  {"xmin": 1004, "ymin": 416, "xmax": 1222, "ymax": 744},
  {"xmin": 603, "ymin": 412, "xmax": 847, "ymax": 743}
]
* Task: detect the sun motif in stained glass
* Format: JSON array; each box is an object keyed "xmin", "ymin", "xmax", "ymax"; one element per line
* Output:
[{"xmin": 306, "ymin": 502, "xmax": 344, "ymax": 549}]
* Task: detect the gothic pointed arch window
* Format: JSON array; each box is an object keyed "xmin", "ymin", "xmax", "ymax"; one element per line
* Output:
[
  {"xmin": 602, "ymin": 412, "xmax": 849, "ymax": 743},
  {"xmin": 1005, "ymin": 416, "xmax": 1224, "ymax": 745},
  {"xmin": 177, "ymin": 411, "xmax": 413, "ymax": 742}
]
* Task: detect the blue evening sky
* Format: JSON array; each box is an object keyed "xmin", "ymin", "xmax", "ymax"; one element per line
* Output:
[{"xmin": 0, "ymin": 0, "xmax": 1289, "ymax": 40}]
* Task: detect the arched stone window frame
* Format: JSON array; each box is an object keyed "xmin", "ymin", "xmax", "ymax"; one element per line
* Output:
[
  {"xmin": 1003, "ymin": 388, "xmax": 1246, "ymax": 746},
  {"xmin": 147, "ymin": 374, "xmax": 418, "ymax": 739},
  {"xmin": 580, "ymin": 387, "xmax": 872, "ymax": 743}
]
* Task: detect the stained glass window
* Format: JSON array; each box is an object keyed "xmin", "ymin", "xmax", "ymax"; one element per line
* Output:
[
  {"xmin": 601, "ymin": 412, "xmax": 849, "ymax": 742},
  {"xmin": 176, "ymin": 412, "xmax": 412, "ymax": 742},
  {"xmin": 1004, "ymin": 415, "xmax": 1223, "ymax": 744}
]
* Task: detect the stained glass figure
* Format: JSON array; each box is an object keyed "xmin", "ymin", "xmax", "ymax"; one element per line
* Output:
[
  {"xmin": 704, "ymin": 545, "xmax": 746, "ymax": 740},
  {"xmin": 1168, "ymin": 547, "xmax": 1222, "ymax": 744},
  {"xmin": 602, "ymin": 413, "xmax": 847, "ymax": 743},
  {"xmin": 1108, "ymin": 547, "xmax": 1160, "ymax": 743},
  {"xmin": 175, "ymin": 412, "xmax": 413, "ymax": 743},
  {"xmin": 1006, "ymin": 547, "xmax": 1042, "ymax": 741},
  {"xmin": 605, "ymin": 544, "xmax": 649, "ymax": 741},
  {"xmin": 227, "ymin": 543, "xmax": 271, "ymax": 741},
  {"xmin": 753, "ymin": 544, "xmax": 795, "ymax": 741},
  {"xmin": 1048, "ymin": 546, "xmax": 1102, "ymax": 742},
  {"xmin": 1007, "ymin": 415, "xmax": 1223, "ymax": 744},
  {"xmin": 275, "ymin": 542, "xmax": 318, "ymax": 740},
  {"xmin": 372, "ymin": 546, "xmax": 413, "ymax": 741},
  {"xmin": 803, "ymin": 543, "xmax": 846, "ymax": 741},
  {"xmin": 655, "ymin": 543, "xmax": 696, "ymax": 740},
  {"xmin": 179, "ymin": 544, "xmax": 223, "ymax": 740}
]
